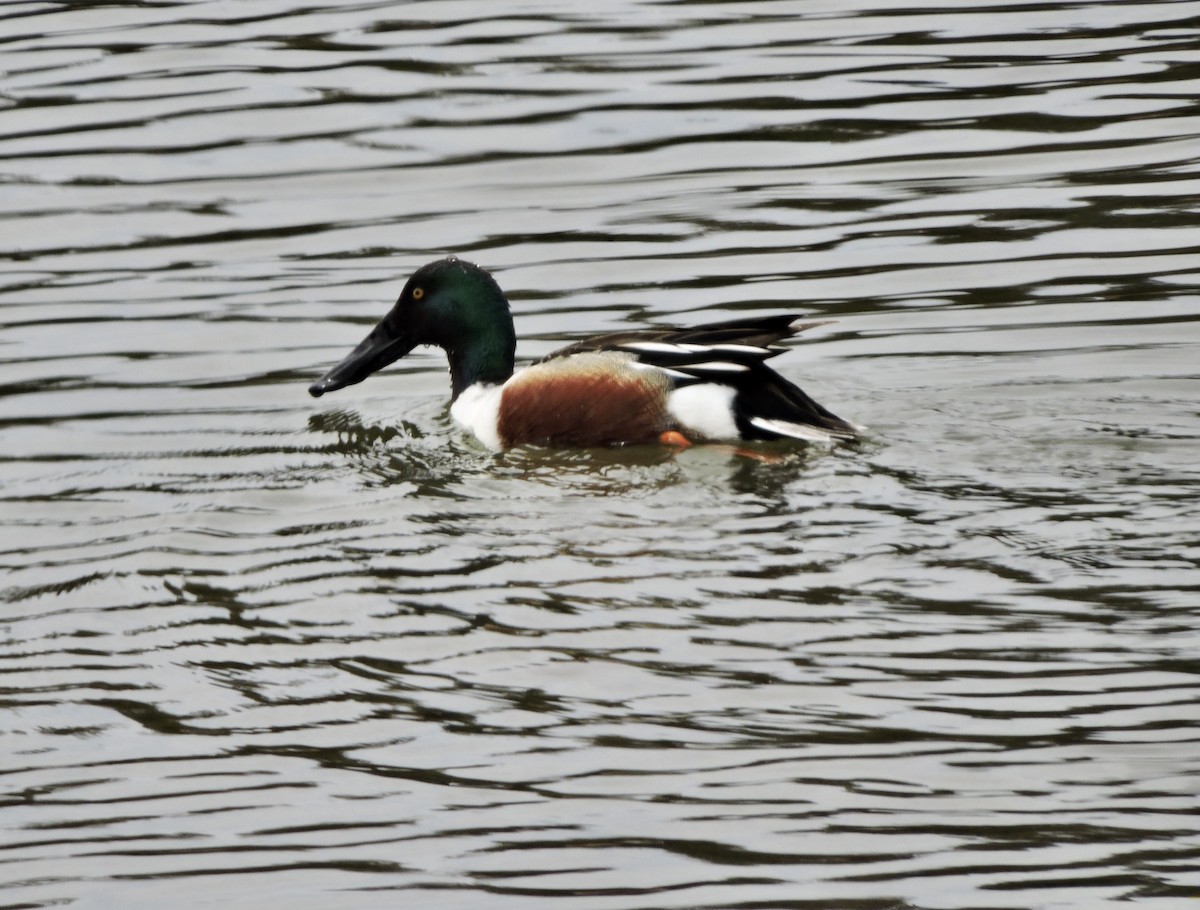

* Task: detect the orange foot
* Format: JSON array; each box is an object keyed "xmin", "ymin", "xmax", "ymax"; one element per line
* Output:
[
  {"xmin": 659, "ymin": 430, "xmax": 692, "ymax": 448},
  {"xmin": 660, "ymin": 432, "xmax": 780, "ymax": 462}
]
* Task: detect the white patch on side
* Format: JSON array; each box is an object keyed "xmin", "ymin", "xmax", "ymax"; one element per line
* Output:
[
  {"xmin": 450, "ymin": 383, "xmax": 505, "ymax": 450},
  {"xmin": 668, "ymin": 383, "xmax": 739, "ymax": 441},
  {"xmin": 748, "ymin": 417, "xmax": 838, "ymax": 443}
]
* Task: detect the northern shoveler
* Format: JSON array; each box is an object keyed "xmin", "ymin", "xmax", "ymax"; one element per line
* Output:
[{"xmin": 309, "ymin": 256, "xmax": 859, "ymax": 450}]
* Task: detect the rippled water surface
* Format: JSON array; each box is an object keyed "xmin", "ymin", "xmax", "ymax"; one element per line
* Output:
[{"xmin": 4, "ymin": 2, "xmax": 1200, "ymax": 908}]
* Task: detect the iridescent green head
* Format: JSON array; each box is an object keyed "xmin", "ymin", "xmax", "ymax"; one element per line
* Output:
[{"xmin": 309, "ymin": 257, "xmax": 517, "ymax": 401}]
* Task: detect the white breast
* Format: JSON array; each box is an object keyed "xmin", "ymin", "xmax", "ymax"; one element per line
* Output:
[{"xmin": 449, "ymin": 383, "xmax": 505, "ymax": 450}]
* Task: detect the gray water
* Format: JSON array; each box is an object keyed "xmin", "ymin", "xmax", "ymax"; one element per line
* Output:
[{"xmin": 3, "ymin": 2, "xmax": 1199, "ymax": 908}]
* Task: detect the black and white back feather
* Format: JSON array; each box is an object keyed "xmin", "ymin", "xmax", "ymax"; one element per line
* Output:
[{"xmin": 543, "ymin": 314, "xmax": 859, "ymax": 442}]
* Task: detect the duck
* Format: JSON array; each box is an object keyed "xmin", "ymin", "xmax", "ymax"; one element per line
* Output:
[{"xmin": 308, "ymin": 256, "xmax": 859, "ymax": 450}]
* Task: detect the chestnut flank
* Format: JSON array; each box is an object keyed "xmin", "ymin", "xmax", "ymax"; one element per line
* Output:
[{"xmin": 498, "ymin": 354, "xmax": 671, "ymax": 448}]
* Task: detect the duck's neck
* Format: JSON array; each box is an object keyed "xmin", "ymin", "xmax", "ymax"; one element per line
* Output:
[{"xmin": 446, "ymin": 332, "xmax": 515, "ymax": 400}]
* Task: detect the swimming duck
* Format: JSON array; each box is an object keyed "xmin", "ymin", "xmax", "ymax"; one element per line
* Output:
[{"xmin": 309, "ymin": 256, "xmax": 858, "ymax": 450}]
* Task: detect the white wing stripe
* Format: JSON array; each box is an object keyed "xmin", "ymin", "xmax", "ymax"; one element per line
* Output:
[
  {"xmin": 620, "ymin": 341, "xmax": 688, "ymax": 354},
  {"xmin": 629, "ymin": 361, "xmax": 692, "ymax": 380},
  {"xmin": 748, "ymin": 417, "xmax": 838, "ymax": 443},
  {"xmin": 680, "ymin": 361, "xmax": 749, "ymax": 373},
  {"xmin": 678, "ymin": 342, "xmax": 770, "ymax": 355}
]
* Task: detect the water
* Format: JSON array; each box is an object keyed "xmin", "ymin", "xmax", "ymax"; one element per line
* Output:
[{"xmin": 3, "ymin": 2, "xmax": 1199, "ymax": 908}]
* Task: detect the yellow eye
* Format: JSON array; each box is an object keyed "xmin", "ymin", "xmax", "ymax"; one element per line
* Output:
[{"xmin": 412, "ymin": 287, "xmax": 424, "ymax": 300}]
